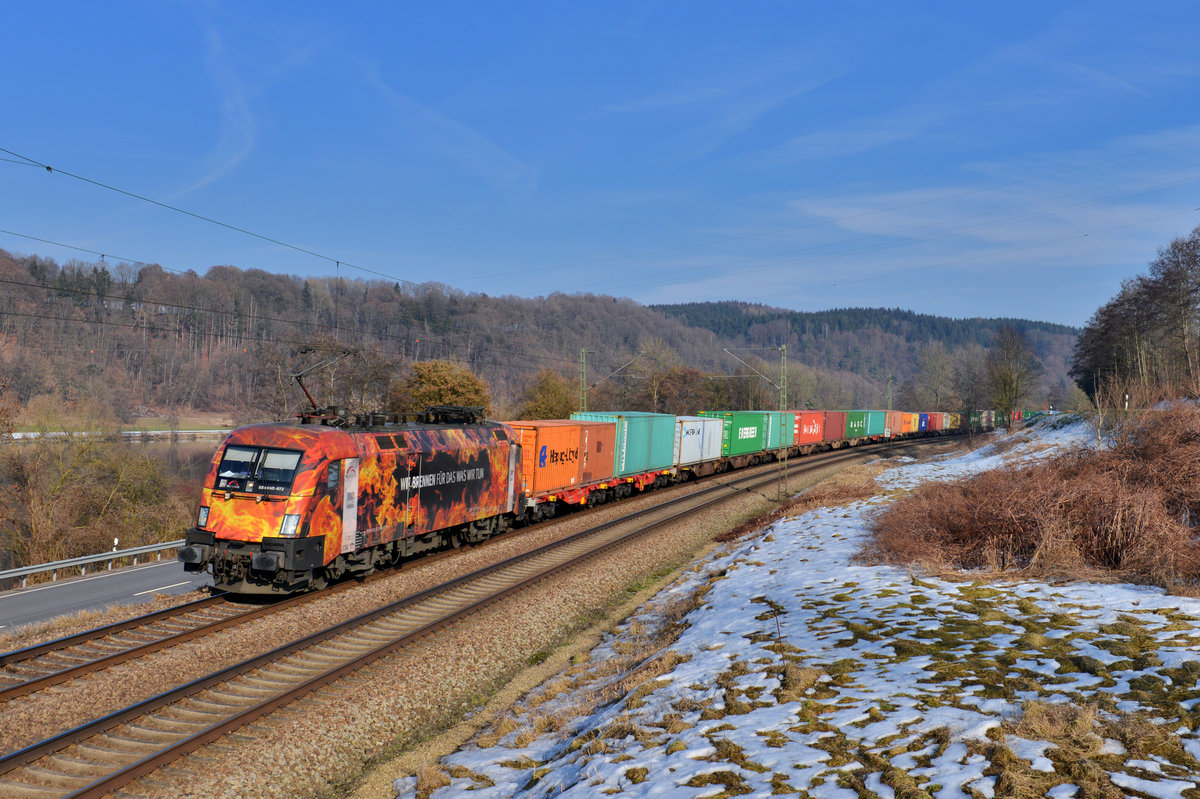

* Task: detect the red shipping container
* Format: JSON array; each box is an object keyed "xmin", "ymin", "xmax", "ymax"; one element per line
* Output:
[
  {"xmin": 790, "ymin": 411, "xmax": 825, "ymax": 444},
  {"xmin": 823, "ymin": 411, "xmax": 848, "ymax": 442},
  {"xmin": 929, "ymin": 413, "xmax": 944, "ymax": 432},
  {"xmin": 885, "ymin": 410, "xmax": 902, "ymax": 437},
  {"xmin": 576, "ymin": 421, "xmax": 615, "ymax": 484}
]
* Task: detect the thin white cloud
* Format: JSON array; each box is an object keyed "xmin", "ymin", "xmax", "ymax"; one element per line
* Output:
[
  {"xmin": 677, "ymin": 72, "xmax": 844, "ymax": 160},
  {"xmin": 174, "ymin": 14, "xmax": 328, "ymax": 197},
  {"xmin": 179, "ymin": 26, "xmax": 258, "ymax": 195},
  {"xmin": 787, "ymin": 128, "xmax": 1200, "ymax": 245},
  {"xmin": 366, "ymin": 67, "xmax": 538, "ymax": 196},
  {"xmin": 606, "ymin": 55, "xmax": 809, "ymax": 114},
  {"xmin": 766, "ymin": 103, "xmax": 955, "ymax": 162},
  {"xmin": 749, "ymin": 13, "xmax": 1158, "ymax": 168},
  {"xmin": 622, "ymin": 126, "xmax": 1200, "ymax": 324},
  {"xmin": 606, "ymin": 48, "xmax": 849, "ymax": 158}
]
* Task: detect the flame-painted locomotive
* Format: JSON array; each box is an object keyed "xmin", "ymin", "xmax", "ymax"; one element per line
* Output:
[
  {"xmin": 180, "ymin": 400, "xmax": 1031, "ymax": 594},
  {"xmin": 179, "ymin": 406, "xmax": 521, "ymax": 594}
]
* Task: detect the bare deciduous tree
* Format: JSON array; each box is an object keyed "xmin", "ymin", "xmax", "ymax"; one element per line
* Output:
[
  {"xmin": 915, "ymin": 342, "xmax": 957, "ymax": 409},
  {"xmin": 986, "ymin": 327, "xmax": 1042, "ymax": 418}
]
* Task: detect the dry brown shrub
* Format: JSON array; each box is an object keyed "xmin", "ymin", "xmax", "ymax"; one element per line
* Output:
[{"xmin": 865, "ymin": 405, "xmax": 1200, "ymax": 591}]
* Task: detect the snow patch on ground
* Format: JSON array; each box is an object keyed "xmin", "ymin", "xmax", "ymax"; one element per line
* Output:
[{"xmin": 399, "ymin": 418, "xmax": 1200, "ymax": 798}]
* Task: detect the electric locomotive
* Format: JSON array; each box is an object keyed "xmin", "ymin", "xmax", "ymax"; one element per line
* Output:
[{"xmin": 179, "ymin": 406, "xmax": 522, "ymax": 594}]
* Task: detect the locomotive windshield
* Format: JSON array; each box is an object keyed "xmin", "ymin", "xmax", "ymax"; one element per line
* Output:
[{"xmin": 216, "ymin": 446, "xmax": 302, "ymax": 495}]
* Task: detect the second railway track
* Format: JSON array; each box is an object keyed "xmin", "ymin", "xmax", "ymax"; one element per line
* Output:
[
  {"xmin": 0, "ymin": 438, "xmax": 944, "ymax": 798},
  {"xmin": 0, "ymin": 441, "xmax": 858, "ymax": 702}
]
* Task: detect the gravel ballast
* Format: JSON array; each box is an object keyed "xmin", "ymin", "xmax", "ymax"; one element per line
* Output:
[{"xmin": 0, "ymin": 443, "xmax": 947, "ymax": 798}]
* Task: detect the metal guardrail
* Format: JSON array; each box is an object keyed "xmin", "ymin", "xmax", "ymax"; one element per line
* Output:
[
  {"xmin": 0, "ymin": 540, "xmax": 185, "ymax": 589},
  {"xmin": 10, "ymin": 429, "xmax": 229, "ymax": 440}
]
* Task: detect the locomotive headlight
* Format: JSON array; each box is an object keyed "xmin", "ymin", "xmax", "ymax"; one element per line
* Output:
[
  {"xmin": 278, "ymin": 514, "xmax": 301, "ymax": 538},
  {"xmin": 197, "ymin": 506, "xmax": 210, "ymax": 528}
]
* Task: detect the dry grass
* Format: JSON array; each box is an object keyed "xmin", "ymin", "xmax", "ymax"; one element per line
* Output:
[
  {"xmin": 466, "ymin": 580, "xmax": 707, "ymax": 758},
  {"xmin": 970, "ymin": 700, "xmax": 1200, "ymax": 798},
  {"xmin": 414, "ymin": 764, "xmax": 450, "ymax": 799},
  {"xmin": 1012, "ymin": 702, "xmax": 1103, "ymax": 757},
  {"xmin": 866, "ymin": 406, "xmax": 1200, "ymax": 593}
]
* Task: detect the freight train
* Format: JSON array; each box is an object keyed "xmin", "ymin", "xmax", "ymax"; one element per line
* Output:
[{"xmin": 179, "ymin": 405, "xmax": 1037, "ymax": 594}]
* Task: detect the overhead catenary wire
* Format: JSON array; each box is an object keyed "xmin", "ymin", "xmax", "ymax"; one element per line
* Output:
[
  {"xmin": 5, "ymin": 135, "xmax": 1176, "ymax": 383},
  {"xmin": 0, "ymin": 147, "xmax": 422, "ymax": 290},
  {"xmin": 6, "ymin": 132, "xmax": 1200, "ymax": 293}
]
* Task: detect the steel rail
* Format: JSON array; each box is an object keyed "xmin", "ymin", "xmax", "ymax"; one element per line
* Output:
[
  {"xmin": 0, "ymin": 437, "xmax": 941, "ymax": 797},
  {"xmin": 65, "ymin": 461, "xmax": 807, "ymax": 798},
  {"xmin": 0, "ymin": 436, "xmax": 929, "ymax": 706},
  {"xmin": 0, "ymin": 581, "xmax": 364, "ymax": 701},
  {"xmin": 0, "ymin": 439, "xmax": 857, "ymax": 694},
  {"xmin": 0, "ymin": 594, "xmax": 228, "ymax": 667}
]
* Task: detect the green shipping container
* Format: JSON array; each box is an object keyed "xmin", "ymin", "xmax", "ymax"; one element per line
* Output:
[
  {"xmin": 570, "ymin": 411, "xmax": 676, "ymax": 477},
  {"xmin": 968, "ymin": 410, "xmax": 983, "ymax": 431},
  {"xmin": 845, "ymin": 410, "xmax": 868, "ymax": 439},
  {"xmin": 865, "ymin": 410, "xmax": 886, "ymax": 436},
  {"xmin": 764, "ymin": 411, "xmax": 795, "ymax": 450},
  {"xmin": 699, "ymin": 410, "xmax": 768, "ymax": 456}
]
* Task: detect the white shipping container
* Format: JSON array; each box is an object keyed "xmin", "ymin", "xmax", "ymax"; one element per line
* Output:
[{"xmin": 673, "ymin": 415, "xmax": 724, "ymax": 467}]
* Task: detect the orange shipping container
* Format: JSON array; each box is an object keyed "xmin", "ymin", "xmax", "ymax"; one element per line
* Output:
[
  {"xmin": 902, "ymin": 413, "xmax": 919, "ymax": 434},
  {"xmin": 503, "ymin": 420, "xmax": 615, "ymax": 497}
]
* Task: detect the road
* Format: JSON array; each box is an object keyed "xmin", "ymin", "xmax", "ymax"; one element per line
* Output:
[{"xmin": 0, "ymin": 560, "xmax": 211, "ymax": 633}]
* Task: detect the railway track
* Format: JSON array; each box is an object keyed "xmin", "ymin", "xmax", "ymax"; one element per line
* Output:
[
  {"xmin": 0, "ymin": 443, "xmax": 827, "ymax": 701},
  {"xmin": 0, "ymin": 439, "xmax": 936, "ymax": 798},
  {"xmin": 0, "ymin": 465, "xmax": 758, "ymax": 703},
  {"xmin": 0, "ymin": 583, "xmax": 363, "ymax": 702}
]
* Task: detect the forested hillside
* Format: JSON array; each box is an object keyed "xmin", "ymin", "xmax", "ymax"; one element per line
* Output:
[
  {"xmin": 0, "ymin": 249, "xmax": 1080, "ymax": 423},
  {"xmin": 1072, "ymin": 224, "xmax": 1200, "ymax": 406},
  {"xmin": 654, "ymin": 302, "xmax": 1081, "ymax": 410}
]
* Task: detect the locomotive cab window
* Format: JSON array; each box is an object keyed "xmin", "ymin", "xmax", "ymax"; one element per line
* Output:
[
  {"xmin": 217, "ymin": 446, "xmax": 256, "ymax": 480},
  {"xmin": 216, "ymin": 446, "xmax": 303, "ymax": 495}
]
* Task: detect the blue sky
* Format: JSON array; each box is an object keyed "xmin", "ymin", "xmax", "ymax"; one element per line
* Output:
[{"xmin": 3, "ymin": 2, "xmax": 1199, "ymax": 327}]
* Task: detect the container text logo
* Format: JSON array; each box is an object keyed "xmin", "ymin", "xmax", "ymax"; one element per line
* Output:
[{"xmin": 539, "ymin": 445, "xmax": 580, "ymax": 468}]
